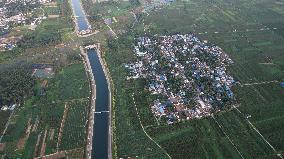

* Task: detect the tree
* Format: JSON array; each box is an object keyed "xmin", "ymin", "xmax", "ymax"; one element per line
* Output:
[
  {"xmin": 129, "ymin": 0, "xmax": 141, "ymax": 6},
  {"xmin": 0, "ymin": 63, "xmax": 35, "ymax": 106}
]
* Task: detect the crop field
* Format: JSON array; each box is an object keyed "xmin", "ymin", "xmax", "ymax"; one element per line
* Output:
[
  {"xmin": 0, "ymin": 63, "xmax": 90, "ymax": 158},
  {"xmin": 103, "ymin": 0, "xmax": 284, "ymax": 158},
  {"xmin": 60, "ymin": 100, "xmax": 88, "ymax": 150},
  {"xmin": 44, "ymin": 4, "xmax": 61, "ymax": 16},
  {"xmin": 0, "ymin": 111, "xmax": 10, "ymax": 135},
  {"xmin": 50, "ymin": 63, "xmax": 90, "ymax": 101}
]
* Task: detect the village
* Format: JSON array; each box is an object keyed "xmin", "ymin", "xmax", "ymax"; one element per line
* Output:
[
  {"xmin": 126, "ymin": 34, "xmax": 237, "ymax": 124},
  {"xmin": 0, "ymin": 0, "xmax": 51, "ymax": 51}
]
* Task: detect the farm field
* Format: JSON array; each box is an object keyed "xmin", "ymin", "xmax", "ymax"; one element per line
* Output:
[
  {"xmin": 102, "ymin": 0, "xmax": 284, "ymax": 158},
  {"xmin": 0, "ymin": 63, "xmax": 90, "ymax": 158},
  {"xmin": 0, "ymin": 111, "xmax": 10, "ymax": 135},
  {"xmin": 60, "ymin": 100, "xmax": 89, "ymax": 151}
]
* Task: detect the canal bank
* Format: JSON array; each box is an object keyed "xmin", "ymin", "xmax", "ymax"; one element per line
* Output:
[
  {"xmin": 69, "ymin": 0, "xmax": 112, "ymax": 158},
  {"xmin": 80, "ymin": 46, "xmax": 96, "ymax": 158},
  {"xmin": 88, "ymin": 46, "xmax": 111, "ymax": 159},
  {"xmin": 92, "ymin": 44, "xmax": 113, "ymax": 159},
  {"xmin": 80, "ymin": 44, "xmax": 112, "ymax": 159}
]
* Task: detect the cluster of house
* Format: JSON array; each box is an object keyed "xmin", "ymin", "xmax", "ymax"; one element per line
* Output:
[
  {"xmin": 125, "ymin": 34, "xmax": 237, "ymax": 124},
  {"xmin": 0, "ymin": 35, "xmax": 23, "ymax": 51},
  {"xmin": 32, "ymin": 64, "xmax": 54, "ymax": 96},
  {"xmin": 1, "ymin": 104, "xmax": 17, "ymax": 111},
  {"xmin": 144, "ymin": 0, "xmax": 174, "ymax": 12},
  {"xmin": 0, "ymin": 0, "xmax": 50, "ymax": 50}
]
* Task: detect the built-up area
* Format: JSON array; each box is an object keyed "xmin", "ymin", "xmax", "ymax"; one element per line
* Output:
[
  {"xmin": 0, "ymin": 0, "xmax": 50, "ymax": 50},
  {"xmin": 126, "ymin": 34, "xmax": 237, "ymax": 124}
]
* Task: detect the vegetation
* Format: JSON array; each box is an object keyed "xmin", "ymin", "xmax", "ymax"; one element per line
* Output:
[
  {"xmin": 0, "ymin": 63, "xmax": 35, "ymax": 106},
  {"xmin": 60, "ymin": 100, "xmax": 88, "ymax": 150},
  {"xmin": 1, "ymin": 63, "xmax": 89, "ymax": 158},
  {"xmin": 0, "ymin": 111, "xmax": 10, "ymax": 134},
  {"xmin": 0, "ymin": 0, "xmax": 90, "ymax": 158},
  {"xmin": 4, "ymin": 0, "xmax": 41, "ymax": 17},
  {"xmin": 17, "ymin": 18, "xmax": 72, "ymax": 48},
  {"xmin": 100, "ymin": 0, "xmax": 284, "ymax": 158}
]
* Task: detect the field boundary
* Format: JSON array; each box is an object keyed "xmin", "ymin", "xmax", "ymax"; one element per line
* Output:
[
  {"xmin": 132, "ymin": 93, "xmax": 172, "ymax": 159},
  {"xmin": 212, "ymin": 115, "xmax": 245, "ymax": 159},
  {"xmin": 233, "ymin": 106, "xmax": 283, "ymax": 159}
]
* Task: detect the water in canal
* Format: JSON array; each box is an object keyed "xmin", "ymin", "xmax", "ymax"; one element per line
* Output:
[
  {"xmin": 70, "ymin": 0, "xmax": 90, "ymax": 31},
  {"xmin": 87, "ymin": 49, "xmax": 109, "ymax": 159},
  {"xmin": 70, "ymin": 0, "xmax": 109, "ymax": 157}
]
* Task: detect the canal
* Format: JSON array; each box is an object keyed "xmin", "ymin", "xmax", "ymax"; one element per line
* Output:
[
  {"xmin": 88, "ymin": 49, "xmax": 110, "ymax": 159},
  {"xmin": 69, "ymin": 0, "xmax": 110, "ymax": 158},
  {"xmin": 70, "ymin": 0, "xmax": 90, "ymax": 31}
]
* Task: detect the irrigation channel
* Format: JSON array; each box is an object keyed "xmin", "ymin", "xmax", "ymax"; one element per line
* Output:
[
  {"xmin": 70, "ymin": 0, "xmax": 92, "ymax": 35},
  {"xmin": 70, "ymin": 0, "xmax": 111, "ymax": 158},
  {"xmin": 88, "ymin": 48, "xmax": 111, "ymax": 159}
]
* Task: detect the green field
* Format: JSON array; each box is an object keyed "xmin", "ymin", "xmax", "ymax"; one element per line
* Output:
[
  {"xmin": 0, "ymin": 63, "xmax": 90, "ymax": 158},
  {"xmin": 101, "ymin": 0, "xmax": 284, "ymax": 158},
  {"xmin": 60, "ymin": 100, "xmax": 88, "ymax": 150},
  {"xmin": 0, "ymin": 111, "xmax": 10, "ymax": 135}
]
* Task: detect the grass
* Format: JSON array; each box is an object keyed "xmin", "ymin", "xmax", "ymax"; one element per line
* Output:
[{"xmin": 44, "ymin": 6, "xmax": 61, "ymax": 15}]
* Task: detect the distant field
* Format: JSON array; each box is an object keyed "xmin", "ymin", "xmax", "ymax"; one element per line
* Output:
[{"xmin": 103, "ymin": 0, "xmax": 284, "ymax": 158}]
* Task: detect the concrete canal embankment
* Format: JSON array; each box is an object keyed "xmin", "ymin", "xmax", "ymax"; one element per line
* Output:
[
  {"xmin": 80, "ymin": 45, "xmax": 112, "ymax": 159},
  {"xmin": 80, "ymin": 46, "xmax": 95, "ymax": 158},
  {"xmin": 69, "ymin": 0, "xmax": 112, "ymax": 157}
]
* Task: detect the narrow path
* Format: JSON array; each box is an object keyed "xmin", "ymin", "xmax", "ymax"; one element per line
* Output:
[
  {"xmin": 197, "ymin": 27, "xmax": 278, "ymax": 35},
  {"xmin": 211, "ymin": 115, "xmax": 245, "ymax": 159},
  {"xmin": 56, "ymin": 103, "xmax": 69, "ymax": 151},
  {"xmin": 242, "ymin": 80, "xmax": 279, "ymax": 86},
  {"xmin": 132, "ymin": 93, "xmax": 171, "ymax": 159},
  {"xmin": 0, "ymin": 109, "xmax": 15, "ymax": 142},
  {"xmin": 233, "ymin": 106, "xmax": 283, "ymax": 159},
  {"xmin": 106, "ymin": 24, "xmax": 118, "ymax": 39}
]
